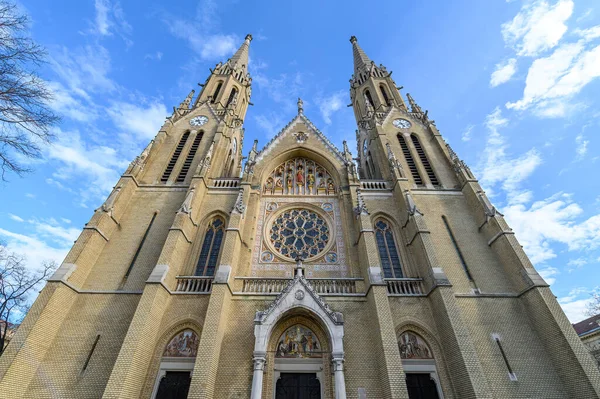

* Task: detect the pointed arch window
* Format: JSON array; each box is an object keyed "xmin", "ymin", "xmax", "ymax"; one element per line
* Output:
[
  {"xmin": 226, "ymin": 87, "xmax": 238, "ymax": 107},
  {"xmin": 161, "ymin": 132, "xmax": 190, "ymax": 183},
  {"xmin": 212, "ymin": 82, "xmax": 223, "ymax": 103},
  {"xmin": 176, "ymin": 132, "xmax": 203, "ymax": 182},
  {"xmin": 380, "ymin": 84, "xmax": 391, "ymax": 106},
  {"xmin": 374, "ymin": 219, "xmax": 403, "ymax": 278},
  {"xmin": 411, "ymin": 135, "xmax": 439, "ymax": 186},
  {"xmin": 364, "ymin": 89, "xmax": 374, "ymax": 108},
  {"xmin": 398, "ymin": 134, "xmax": 423, "ymax": 186},
  {"xmin": 195, "ymin": 217, "xmax": 225, "ymax": 276}
]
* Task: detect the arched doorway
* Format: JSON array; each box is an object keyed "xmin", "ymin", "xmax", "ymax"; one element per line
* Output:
[
  {"xmin": 151, "ymin": 329, "xmax": 199, "ymax": 399},
  {"xmin": 250, "ymin": 263, "xmax": 347, "ymax": 399},
  {"xmin": 272, "ymin": 322, "xmax": 326, "ymax": 398},
  {"xmin": 399, "ymin": 331, "xmax": 444, "ymax": 399}
]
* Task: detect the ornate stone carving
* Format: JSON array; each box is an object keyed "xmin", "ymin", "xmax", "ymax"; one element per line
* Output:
[
  {"xmin": 232, "ymin": 188, "xmax": 246, "ymax": 215},
  {"xmin": 178, "ymin": 186, "xmax": 195, "ymax": 215},
  {"xmin": 353, "ymin": 188, "xmax": 369, "ymax": 218},
  {"xmin": 101, "ymin": 185, "xmax": 122, "ymax": 213},
  {"xmin": 405, "ymin": 190, "xmax": 423, "ymax": 217},
  {"xmin": 263, "ymin": 157, "xmax": 336, "ymax": 196}
]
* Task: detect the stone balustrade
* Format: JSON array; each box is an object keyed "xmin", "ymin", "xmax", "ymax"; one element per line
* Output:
[
  {"xmin": 385, "ymin": 278, "xmax": 424, "ymax": 296},
  {"xmin": 235, "ymin": 277, "xmax": 363, "ymax": 296},
  {"xmin": 174, "ymin": 276, "xmax": 213, "ymax": 293}
]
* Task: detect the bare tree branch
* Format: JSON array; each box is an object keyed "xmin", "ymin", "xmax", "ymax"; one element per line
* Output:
[
  {"xmin": 0, "ymin": 1, "xmax": 60, "ymax": 180},
  {"xmin": 0, "ymin": 245, "xmax": 56, "ymax": 354},
  {"xmin": 586, "ymin": 290, "xmax": 600, "ymax": 317}
]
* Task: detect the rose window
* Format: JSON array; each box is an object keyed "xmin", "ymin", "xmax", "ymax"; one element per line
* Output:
[{"xmin": 269, "ymin": 208, "xmax": 330, "ymax": 260}]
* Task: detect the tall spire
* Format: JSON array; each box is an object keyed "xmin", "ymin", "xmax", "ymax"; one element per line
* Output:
[
  {"xmin": 350, "ymin": 36, "xmax": 371, "ymax": 76},
  {"xmin": 228, "ymin": 34, "xmax": 252, "ymax": 69}
]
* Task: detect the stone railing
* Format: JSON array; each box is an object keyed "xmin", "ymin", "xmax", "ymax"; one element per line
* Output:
[
  {"xmin": 236, "ymin": 277, "xmax": 363, "ymax": 295},
  {"xmin": 385, "ymin": 278, "xmax": 424, "ymax": 296},
  {"xmin": 211, "ymin": 178, "xmax": 240, "ymax": 188},
  {"xmin": 174, "ymin": 276, "xmax": 213, "ymax": 293},
  {"xmin": 361, "ymin": 180, "xmax": 388, "ymax": 190}
]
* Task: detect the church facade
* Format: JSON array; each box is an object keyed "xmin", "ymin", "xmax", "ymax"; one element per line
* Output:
[{"xmin": 1, "ymin": 35, "xmax": 599, "ymax": 399}]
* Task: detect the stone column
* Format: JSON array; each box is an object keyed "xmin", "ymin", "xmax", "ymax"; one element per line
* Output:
[
  {"xmin": 250, "ymin": 352, "xmax": 266, "ymax": 399},
  {"xmin": 332, "ymin": 355, "xmax": 347, "ymax": 399}
]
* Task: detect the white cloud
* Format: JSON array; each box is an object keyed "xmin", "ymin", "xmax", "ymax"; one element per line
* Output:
[
  {"xmin": 0, "ymin": 228, "xmax": 69, "ymax": 273},
  {"xmin": 503, "ymin": 192, "xmax": 600, "ymax": 264},
  {"xmin": 575, "ymin": 134, "xmax": 589, "ymax": 160},
  {"xmin": 45, "ymin": 128, "xmax": 128, "ymax": 205},
  {"xmin": 567, "ymin": 257, "xmax": 588, "ymax": 272},
  {"xmin": 538, "ymin": 266, "xmax": 559, "ymax": 285},
  {"xmin": 8, "ymin": 214, "xmax": 24, "ymax": 223},
  {"xmin": 558, "ymin": 295, "xmax": 593, "ymax": 322},
  {"xmin": 255, "ymin": 113, "xmax": 285, "ymax": 138},
  {"xmin": 107, "ymin": 101, "xmax": 168, "ymax": 140},
  {"xmin": 253, "ymin": 72, "xmax": 304, "ymax": 113},
  {"xmin": 506, "ymin": 42, "xmax": 600, "ymax": 116},
  {"xmin": 144, "ymin": 51, "xmax": 163, "ymax": 61},
  {"xmin": 46, "ymin": 81, "xmax": 99, "ymax": 122},
  {"xmin": 316, "ymin": 91, "xmax": 345, "ymax": 124},
  {"xmin": 478, "ymin": 107, "xmax": 542, "ymax": 200},
  {"xmin": 574, "ymin": 25, "xmax": 600, "ymax": 42},
  {"xmin": 93, "ymin": 0, "xmax": 132, "ymax": 45},
  {"xmin": 490, "ymin": 58, "xmax": 518, "ymax": 87},
  {"xmin": 51, "ymin": 45, "xmax": 116, "ymax": 99},
  {"xmin": 461, "ymin": 124, "xmax": 474, "ymax": 142},
  {"xmin": 501, "ymin": 0, "xmax": 574, "ymax": 57}
]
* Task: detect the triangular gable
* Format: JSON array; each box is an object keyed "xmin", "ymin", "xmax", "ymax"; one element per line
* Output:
[{"xmin": 255, "ymin": 113, "xmax": 346, "ymax": 165}]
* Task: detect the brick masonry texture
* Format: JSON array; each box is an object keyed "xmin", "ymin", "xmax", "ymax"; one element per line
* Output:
[{"xmin": 1, "ymin": 37, "xmax": 599, "ymax": 399}]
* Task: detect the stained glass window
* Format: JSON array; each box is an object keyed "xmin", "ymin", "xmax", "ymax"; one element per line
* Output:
[
  {"xmin": 195, "ymin": 217, "xmax": 225, "ymax": 276},
  {"xmin": 269, "ymin": 208, "xmax": 330, "ymax": 261},
  {"xmin": 375, "ymin": 220, "xmax": 403, "ymax": 278}
]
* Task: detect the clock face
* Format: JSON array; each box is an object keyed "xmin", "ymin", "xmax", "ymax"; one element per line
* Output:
[
  {"xmin": 393, "ymin": 118, "xmax": 411, "ymax": 129},
  {"xmin": 363, "ymin": 139, "xmax": 368, "ymax": 156},
  {"xmin": 190, "ymin": 115, "xmax": 209, "ymax": 126}
]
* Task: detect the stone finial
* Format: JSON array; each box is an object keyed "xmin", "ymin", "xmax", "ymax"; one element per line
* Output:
[
  {"xmin": 349, "ymin": 35, "xmax": 358, "ymax": 44},
  {"xmin": 245, "ymin": 33, "xmax": 253, "ymax": 43},
  {"xmin": 232, "ymin": 189, "xmax": 246, "ymax": 215},
  {"xmin": 353, "ymin": 188, "xmax": 369, "ymax": 218},
  {"xmin": 295, "ymin": 257, "xmax": 305, "ymax": 277},
  {"xmin": 297, "ymin": 97, "xmax": 304, "ymax": 115}
]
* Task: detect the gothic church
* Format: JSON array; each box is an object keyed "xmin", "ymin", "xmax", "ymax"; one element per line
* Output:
[{"xmin": 1, "ymin": 35, "xmax": 599, "ymax": 399}]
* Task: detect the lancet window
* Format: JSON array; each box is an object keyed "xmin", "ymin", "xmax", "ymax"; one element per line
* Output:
[
  {"xmin": 374, "ymin": 219, "xmax": 403, "ymax": 278},
  {"xmin": 195, "ymin": 217, "xmax": 225, "ymax": 276},
  {"xmin": 380, "ymin": 84, "xmax": 391, "ymax": 105},
  {"xmin": 411, "ymin": 134, "xmax": 439, "ymax": 186},
  {"xmin": 263, "ymin": 157, "xmax": 336, "ymax": 196},
  {"xmin": 212, "ymin": 82, "xmax": 223, "ymax": 103}
]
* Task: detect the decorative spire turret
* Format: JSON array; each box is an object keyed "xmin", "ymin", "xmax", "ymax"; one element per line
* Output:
[
  {"xmin": 349, "ymin": 36, "xmax": 389, "ymax": 88},
  {"xmin": 228, "ymin": 34, "xmax": 252, "ymax": 70},
  {"xmin": 406, "ymin": 93, "xmax": 423, "ymax": 114}
]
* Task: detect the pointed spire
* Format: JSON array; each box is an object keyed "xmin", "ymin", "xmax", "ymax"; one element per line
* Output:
[
  {"xmin": 350, "ymin": 36, "xmax": 372, "ymax": 76},
  {"xmin": 228, "ymin": 34, "xmax": 252, "ymax": 69},
  {"xmin": 406, "ymin": 93, "xmax": 423, "ymax": 114}
]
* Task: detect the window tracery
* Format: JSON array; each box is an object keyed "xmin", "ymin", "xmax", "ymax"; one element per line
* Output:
[
  {"xmin": 195, "ymin": 217, "xmax": 225, "ymax": 276},
  {"xmin": 375, "ymin": 219, "xmax": 403, "ymax": 278},
  {"xmin": 263, "ymin": 157, "xmax": 336, "ymax": 195},
  {"xmin": 269, "ymin": 208, "xmax": 330, "ymax": 261}
]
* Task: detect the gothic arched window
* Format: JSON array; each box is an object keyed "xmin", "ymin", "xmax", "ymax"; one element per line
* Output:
[
  {"xmin": 226, "ymin": 87, "xmax": 238, "ymax": 107},
  {"xmin": 398, "ymin": 134, "xmax": 423, "ymax": 186},
  {"xmin": 177, "ymin": 132, "xmax": 203, "ymax": 182},
  {"xmin": 364, "ymin": 89, "xmax": 374, "ymax": 108},
  {"xmin": 212, "ymin": 82, "xmax": 223, "ymax": 103},
  {"xmin": 374, "ymin": 219, "xmax": 403, "ymax": 278},
  {"xmin": 411, "ymin": 134, "xmax": 439, "ymax": 186},
  {"xmin": 380, "ymin": 84, "xmax": 390, "ymax": 105},
  {"xmin": 195, "ymin": 217, "xmax": 225, "ymax": 276}
]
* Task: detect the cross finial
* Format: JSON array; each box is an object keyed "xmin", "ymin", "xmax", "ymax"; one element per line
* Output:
[{"xmin": 297, "ymin": 97, "xmax": 304, "ymax": 115}]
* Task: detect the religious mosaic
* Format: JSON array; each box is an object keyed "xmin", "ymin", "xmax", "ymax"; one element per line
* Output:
[
  {"xmin": 163, "ymin": 329, "xmax": 199, "ymax": 358},
  {"xmin": 263, "ymin": 157, "xmax": 336, "ymax": 195},
  {"xmin": 398, "ymin": 331, "xmax": 433, "ymax": 360},
  {"xmin": 276, "ymin": 325, "xmax": 322, "ymax": 358}
]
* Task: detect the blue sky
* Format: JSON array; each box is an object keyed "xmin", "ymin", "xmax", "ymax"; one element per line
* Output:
[{"xmin": 1, "ymin": 0, "xmax": 599, "ymax": 322}]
